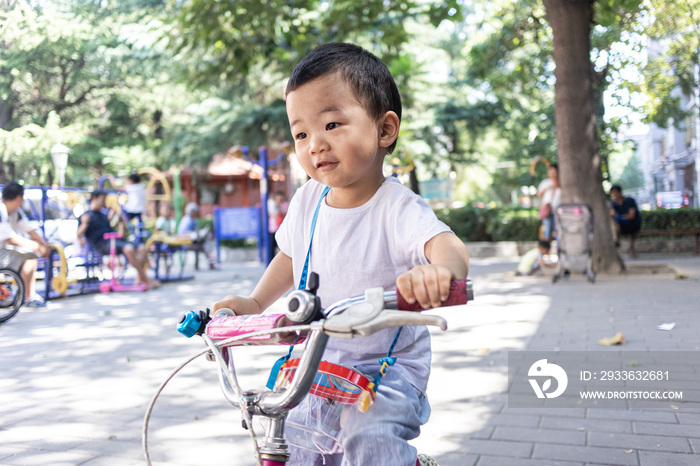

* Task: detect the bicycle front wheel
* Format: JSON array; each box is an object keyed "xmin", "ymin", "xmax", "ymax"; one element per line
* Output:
[{"xmin": 0, "ymin": 268, "xmax": 24, "ymax": 324}]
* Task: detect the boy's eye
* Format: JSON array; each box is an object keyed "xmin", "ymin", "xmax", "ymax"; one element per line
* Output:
[
  {"xmin": 294, "ymin": 132, "xmax": 307, "ymax": 140},
  {"xmin": 326, "ymin": 122, "xmax": 339, "ymax": 130}
]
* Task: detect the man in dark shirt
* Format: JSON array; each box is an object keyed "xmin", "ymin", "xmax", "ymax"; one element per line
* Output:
[
  {"xmin": 77, "ymin": 190, "xmax": 159, "ymax": 289},
  {"xmin": 609, "ymin": 185, "xmax": 642, "ymax": 244}
]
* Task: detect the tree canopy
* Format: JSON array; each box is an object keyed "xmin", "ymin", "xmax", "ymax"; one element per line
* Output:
[{"xmin": 1, "ymin": 0, "xmax": 697, "ymax": 234}]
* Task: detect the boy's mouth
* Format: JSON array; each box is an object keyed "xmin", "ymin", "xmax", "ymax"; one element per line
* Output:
[{"xmin": 316, "ymin": 160, "xmax": 337, "ymax": 169}]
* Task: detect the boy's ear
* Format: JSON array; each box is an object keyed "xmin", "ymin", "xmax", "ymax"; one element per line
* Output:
[{"xmin": 378, "ymin": 111, "xmax": 400, "ymax": 148}]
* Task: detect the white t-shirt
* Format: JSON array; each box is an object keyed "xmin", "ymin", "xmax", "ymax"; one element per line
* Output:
[
  {"xmin": 276, "ymin": 177, "xmax": 451, "ymax": 393},
  {"xmin": 538, "ymin": 178, "xmax": 562, "ymax": 209},
  {"xmin": 0, "ymin": 202, "xmax": 36, "ymax": 248},
  {"xmin": 124, "ymin": 183, "xmax": 147, "ymax": 214}
]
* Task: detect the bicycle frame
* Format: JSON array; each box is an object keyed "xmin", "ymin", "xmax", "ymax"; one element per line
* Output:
[{"xmin": 144, "ymin": 277, "xmax": 472, "ymax": 465}]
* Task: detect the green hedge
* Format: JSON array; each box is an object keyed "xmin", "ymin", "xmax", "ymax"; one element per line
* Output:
[
  {"xmin": 639, "ymin": 209, "xmax": 700, "ymax": 231},
  {"xmin": 435, "ymin": 206, "xmax": 700, "ymax": 242},
  {"xmin": 435, "ymin": 206, "xmax": 541, "ymax": 242}
]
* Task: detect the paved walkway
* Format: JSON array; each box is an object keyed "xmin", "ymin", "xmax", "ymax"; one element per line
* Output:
[{"xmin": 0, "ymin": 253, "xmax": 698, "ymax": 465}]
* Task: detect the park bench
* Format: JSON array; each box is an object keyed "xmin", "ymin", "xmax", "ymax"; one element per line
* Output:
[{"xmin": 628, "ymin": 228, "xmax": 700, "ymax": 257}]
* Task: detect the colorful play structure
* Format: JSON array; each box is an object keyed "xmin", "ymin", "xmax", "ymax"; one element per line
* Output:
[
  {"xmin": 7, "ymin": 150, "xmax": 285, "ymax": 301},
  {"xmin": 6, "ymin": 169, "xmax": 199, "ymax": 300},
  {"xmin": 17, "ymin": 179, "xmax": 193, "ymax": 300}
]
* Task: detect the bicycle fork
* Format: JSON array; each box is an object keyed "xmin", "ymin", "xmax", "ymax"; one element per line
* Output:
[{"xmin": 221, "ymin": 328, "xmax": 330, "ymax": 465}]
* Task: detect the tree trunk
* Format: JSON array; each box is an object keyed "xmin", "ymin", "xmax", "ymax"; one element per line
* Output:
[{"xmin": 543, "ymin": 0, "xmax": 623, "ymax": 274}]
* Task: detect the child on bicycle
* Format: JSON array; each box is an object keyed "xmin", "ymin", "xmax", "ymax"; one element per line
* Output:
[{"xmin": 213, "ymin": 42, "xmax": 469, "ymax": 466}]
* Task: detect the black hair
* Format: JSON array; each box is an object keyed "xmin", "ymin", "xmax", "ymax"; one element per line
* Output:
[
  {"xmin": 1, "ymin": 181, "xmax": 24, "ymax": 201},
  {"xmin": 285, "ymin": 42, "xmax": 402, "ymax": 153},
  {"xmin": 549, "ymin": 163, "xmax": 558, "ymax": 170},
  {"xmin": 538, "ymin": 240, "xmax": 551, "ymax": 250},
  {"xmin": 128, "ymin": 172, "xmax": 141, "ymax": 183},
  {"xmin": 610, "ymin": 184, "xmax": 622, "ymax": 194},
  {"xmin": 90, "ymin": 189, "xmax": 107, "ymax": 201}
]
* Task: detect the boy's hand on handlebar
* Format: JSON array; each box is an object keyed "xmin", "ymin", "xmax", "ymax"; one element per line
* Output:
[
  {"xmin": 396, "ymin": 264, "xmax": 454, "ymax": 309},
  {"xmin": 212, "ymin": 295, "xmax": 262, "ymax": 316}
]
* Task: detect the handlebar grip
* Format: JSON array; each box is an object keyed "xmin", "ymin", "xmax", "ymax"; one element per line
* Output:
[{"xmin": 396, "ymin": 279, "xmax": 472, "ymax": 311}]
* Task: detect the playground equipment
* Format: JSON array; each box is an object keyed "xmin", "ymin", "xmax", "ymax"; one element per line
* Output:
[
  {"xmin": 99, "ymin": 232, "xmax": 147, "ymax": 293},
  {"xmin": 143, "ymin": 232, "xmax": 195, "ymax": 282},
  {"xmin": 45, "ymin": 239, "xmax": 108, "ymax": 298},
  {"xmin": 98, "ymin": 167, "xmax": 172, "ymax": 243},
  {"xmin": 15, "ymin": 186, "xmax": 105, "ymax": 299},
  {"xmin": 529, "ymin": 156, "xmax": 551, "ymax": 177},
  {"xmin": 241, "ymin": 146, "xmax": 287, "ymax": 265}
]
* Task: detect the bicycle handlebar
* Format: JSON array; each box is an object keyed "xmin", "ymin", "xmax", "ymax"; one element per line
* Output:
[
  {"xmin": 395, "ymin": 278, "xmax": 472, "ymax": 311},
  {"xmin": 149, "ymin": 277, "xmax": 474, "ymax": 465},
  {"xmin": 198, "ymin": 278, "xmax": 472, "ymax": 417}
]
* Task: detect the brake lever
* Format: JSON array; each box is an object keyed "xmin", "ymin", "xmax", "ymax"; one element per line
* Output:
[
  {"xmin": 323, "ymin": 310, "xmax": 447, "ymax": 339},
  {"xmin": 322, "ymin": 287, "xmax": 448, "ymax": 338}
]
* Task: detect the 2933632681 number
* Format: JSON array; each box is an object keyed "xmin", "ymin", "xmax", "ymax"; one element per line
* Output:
[{"xmin": 599, "ymin": 370, "xmax": 669, "ymax": 381}]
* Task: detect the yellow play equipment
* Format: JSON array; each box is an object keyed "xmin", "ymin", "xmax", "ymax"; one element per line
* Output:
[
  {"xmin": 529, "ymin": 156, "xmax": 551, "ymax": 176},
  {"xmin": 143, "ymin": 232, "xmax": 196, "ymax": 278},
  {"xmin": 48, "ymin": 243, "xmax": 78, "ymax": 297},
  {"xmin": 137, "ymin": 167, "xmax": 172, "ymax": 224}
]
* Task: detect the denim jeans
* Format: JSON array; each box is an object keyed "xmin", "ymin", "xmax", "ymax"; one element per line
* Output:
[{"xmin": 542, "ymin": 213, "xmax": 555, "ymax": 239}]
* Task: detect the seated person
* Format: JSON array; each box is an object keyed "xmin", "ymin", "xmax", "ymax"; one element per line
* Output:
[
  {"xmin": 516, "ymin": 240, "xmax": 554, "ymax": 276},
  {"xmin": 177, "ymin": 202, "xmax": 217, "ymax": 269},
  {"xmin": 609, "ymin": 184, "xmax": 642, "ymax": 244},
  {"xmin": 0, "ymin": 181, "xmax": 51, "ymax": 307},
  {"xmin": 77, "ymin": 190, "xmax": 160, "ymax": 289},
  {"xmin": 154, "ymin": 203, "xmax": 177, "ymax": 237},
  {"xmin": 150, "ymin": 202, "xmax": 192, "ymax": 251}
]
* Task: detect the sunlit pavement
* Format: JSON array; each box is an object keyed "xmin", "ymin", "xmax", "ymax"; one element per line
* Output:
[{"xmin": 1, "ymin": 253, "xmax": 699, "ymax": 465}]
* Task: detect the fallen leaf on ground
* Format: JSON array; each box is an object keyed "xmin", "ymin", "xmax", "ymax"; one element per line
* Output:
[{"xmin": 597, "ymin": 332, "xmax": 626, "ymax": 346}]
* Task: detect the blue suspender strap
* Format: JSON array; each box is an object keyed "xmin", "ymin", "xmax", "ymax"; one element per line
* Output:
[
  {"xmin": 373, "ymin": 326, "xmax": 403, "ymax": 392},
  {"xmin": 298, "ymin": 186, "xmax": 331, "ymax": 291},
  {"xmin": 266, "ymin": 186, "xmax": 330, "ymax": 390}
]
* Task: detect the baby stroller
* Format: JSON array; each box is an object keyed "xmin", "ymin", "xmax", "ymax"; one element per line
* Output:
[{"xmin": 552, "ymin": 203, "xmax": 596, "ymax": 283}]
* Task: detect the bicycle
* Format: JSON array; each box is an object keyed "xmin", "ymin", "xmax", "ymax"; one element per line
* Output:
[
  {"xmin": 143, "ymin": 273, "xmax": 473, "ymax": 465},
  {"xmin": 0, "ymin": 267, "xmax": 25, "ymax": 324}
]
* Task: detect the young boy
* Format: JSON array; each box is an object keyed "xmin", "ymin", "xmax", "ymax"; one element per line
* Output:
[
  {"xmin": 516, "ymin": 240, "xmax": 553, "ymax": 276},
  {"xmin": 213, "ymin": 43, "xmax": 469, "ymax": 465}
]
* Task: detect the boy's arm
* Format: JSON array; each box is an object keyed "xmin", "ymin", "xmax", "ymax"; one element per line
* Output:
[
  {"xmin": 212, "ymin": 252, "xmax": 294, "ymax": 315},
  {"xmin": 396, "ymin": 231, "xmax": 469, "ymax": 309}
]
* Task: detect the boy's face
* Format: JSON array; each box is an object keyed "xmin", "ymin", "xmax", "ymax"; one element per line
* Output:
[{"xmin": 286, "ymin": 73, "xmax": 398, "ymax": 205}]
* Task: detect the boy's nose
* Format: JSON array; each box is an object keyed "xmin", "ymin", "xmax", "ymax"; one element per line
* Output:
[{"xmin": 309, "ymin": 133, "xmax": 329, "ymax": 154}]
